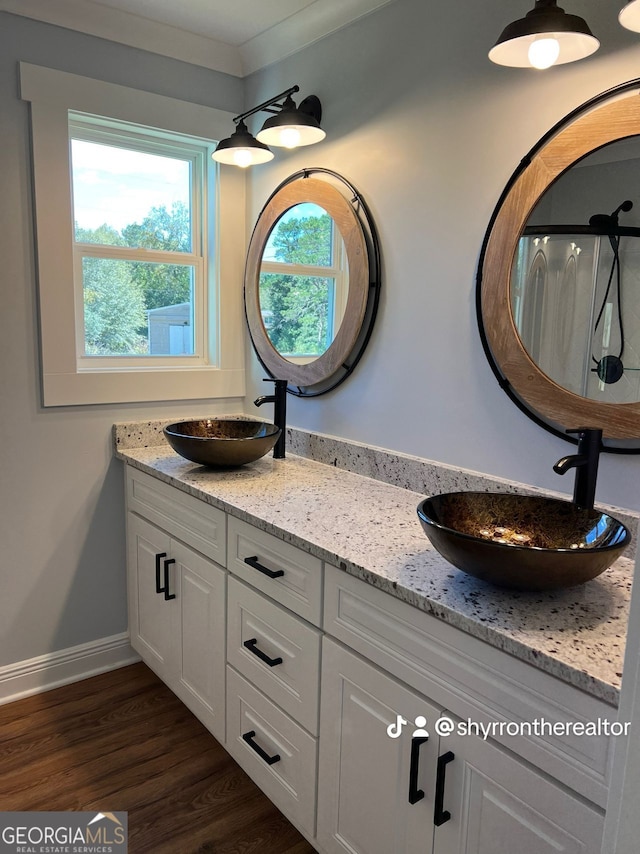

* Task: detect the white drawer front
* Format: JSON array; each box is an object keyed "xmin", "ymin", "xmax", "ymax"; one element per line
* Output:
[
  {"xmin": 227, "ymin": 516, "xmax": 322, "ymax": 625},
  {"xmin": 226, "ymin": 666, "xmax": 317, "ymax": 840},
  {"xmin": 324, "ymin": 564, "xmax": 613, "ymax": 808},
  {"xmin": 127, "ymin": 468, "xmax": 226, "ymax": 566},
  {"xmin": 227, "ymin": 576, "xmax": 321, "ymax": 734}
]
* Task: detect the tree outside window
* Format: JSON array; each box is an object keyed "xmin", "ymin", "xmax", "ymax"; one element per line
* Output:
[
  {"xmin": 70, "ymin": 131, "xmax": 203, "ymax": 360},
  {"xmin": 259, "ymin": 204, "xmax": 347, "ymax": 361}
]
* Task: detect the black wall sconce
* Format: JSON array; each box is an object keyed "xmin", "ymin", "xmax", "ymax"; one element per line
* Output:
[
  {"xmin": 212, "ymin": 85, "xmax": 325, "ymax": 168},
  {"xmin": 489, "ymin": 0, "xmax": 598, "ymax": 69},
  {"xmin": 489, "ymin": 0, "xmax": 640, "ymax": 70}
]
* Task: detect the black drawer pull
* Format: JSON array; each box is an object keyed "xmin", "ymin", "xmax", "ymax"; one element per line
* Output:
[
  {"xmin": 243, "ymin": 638, "xmax": 283, "ymax": 667},
  {"xmin": 155, "ymin": 552, "xmax": 168, "ymax": 594},
  {"xmin": 242, "ymin": 730, "xmax": 281, "ymax": 765},
  {"xmin": 163, "ymin": 558, "xmax": 176, "ymax": 601},
  {"xmin": 434, "ymin": 751, "xmax": 455, "ymax": 826},
  {"xmin": 408, "ymin": 736, "xmax": 429, "ymax": 804},
  {"xmin": 244, "ymin": 555, "xmax": 284, "ymax": 579}
]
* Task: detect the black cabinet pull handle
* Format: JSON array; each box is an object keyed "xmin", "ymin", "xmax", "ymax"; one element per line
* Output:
[
  {"xmin": 408, "ymin": 736, "xmax": 429, "ymax": 804},
  {"xmin": 242, "ymin": 730, "xmax": 281, "ymax": 765},
  {"xmin": 155, "ymin": 552, "xmax": 168, "ymax": 594},
  {"xmin": 163, "ymin": 558, "xmax": 176, "ymax": 601},
  {"xmin": 244, "ymin": 555, "xmax": 284, "ymax": 579},
  {"xmin": 434, "ymin": 751, "xmax": 455, "ymax": 826},
  {"xmin": 243, "ymin": 638, "xmax": 283, "ymax": 667}
]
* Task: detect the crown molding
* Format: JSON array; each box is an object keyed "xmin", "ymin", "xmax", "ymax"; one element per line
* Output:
[
  {"xmin": 239, "ymin": 0, "xmax": 395, "ymax": 75},
  {"xmin": 0, "ymin": 0, "xmax": 243, "ymax": 76},
  {"xmin": 1, "ymin": 0, "xmax": 395, "ymax": 77}
]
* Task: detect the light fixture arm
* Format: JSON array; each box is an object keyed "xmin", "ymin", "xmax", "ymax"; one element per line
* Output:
[
  {"xmin": 233, "ymin": 85, "xmax": 300, "ymax": 126},
  {"xmin": 213, "ymin": 83, "xmax": 324, "ymax": 167}
]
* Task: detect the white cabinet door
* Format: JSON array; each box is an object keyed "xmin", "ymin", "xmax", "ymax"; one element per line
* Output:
[
  {"xmin": 127, "ymin": 512, "xmax": 174, "ymax": 682},
  {"xmin": 433, "ymin": 721, "xmax": 604, "ymax": 854},
  {"xmin": 172, "ymin": 539, "xmax": 226, "ymax": 743},
  {"xmin": 317, "ymin": 638, "xmax": 440, "ymax": 854},
  {"xmin": 317, "ymin": 638, "xmax": 604, "ymax": 854},
  {"xmin": 127, "ymin": 512, "xmax": 226, "ymax": 742}
]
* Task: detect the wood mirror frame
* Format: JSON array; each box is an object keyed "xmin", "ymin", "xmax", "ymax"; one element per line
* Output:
[
  {"xmin": 478, "ymin": 81, "xmax": 640, "ymax": 450},
  {"xmin": 245, "ymin": 169, "xmax": 381, "ymax": 396}
]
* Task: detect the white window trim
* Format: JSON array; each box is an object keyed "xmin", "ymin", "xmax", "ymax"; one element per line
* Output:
[{"xmin": 20, "ymin": 62, "xmax": 246, "ymax": 406}]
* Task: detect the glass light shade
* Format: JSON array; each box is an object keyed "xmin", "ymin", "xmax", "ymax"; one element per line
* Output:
[
  {"xmin": 489, "ymin": 0, "xmax": 599, "ymax": 68},
  {"xmin": 619, "ymin": 0, "xmax": 640, "ymax": 32},
  {"xmin": 211, "ymin": 121, "xmax": 274, "ymax": 167}
]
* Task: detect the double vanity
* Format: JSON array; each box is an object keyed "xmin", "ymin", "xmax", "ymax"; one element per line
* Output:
[
  {"xmin": 108, "ymin": 74, "xmax": 640, "ymax": 854},
  {"xmin": 115, "ymin": 421, "xmax": 635, "ymax": 854}
]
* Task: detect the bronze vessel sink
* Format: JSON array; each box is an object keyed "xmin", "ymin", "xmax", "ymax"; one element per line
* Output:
[
  {"xmin": 164, "ymin": 419, "xmax": 281, "ymax": 467},
  {"xmin": 417, "ymin": 491, "xmax": 630, "ymax": 591}
]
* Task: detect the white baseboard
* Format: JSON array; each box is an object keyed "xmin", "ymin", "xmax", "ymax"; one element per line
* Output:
[{"xmin": 0, "ymin": 633, "xmax": 141, "ymax": 705}]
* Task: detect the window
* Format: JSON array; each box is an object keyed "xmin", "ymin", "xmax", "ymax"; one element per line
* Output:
[
  {"xmin": 20, "ymin": 63, "xmax": 245, "ymax": 406},
  {"xmin": 259, "ymin": 203, "xmax": 349, "ymax": 364},
  {"xmin": 70, "ymin": 121, "xmax": 204, "ymax": 364}
]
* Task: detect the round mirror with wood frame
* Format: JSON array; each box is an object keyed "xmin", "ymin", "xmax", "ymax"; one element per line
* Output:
[
  {"xmin": 245, "ymin": 168, "xmax": 381, "ymax": 396},
  {"xmin": 477, "ymin": 80, "xmax": 640, "ymax": 452}
]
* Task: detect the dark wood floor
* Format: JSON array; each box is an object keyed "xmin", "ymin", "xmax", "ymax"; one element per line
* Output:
[{"xmin": 0, "ymin": 662, "xmax": 317, "ymax": 854}]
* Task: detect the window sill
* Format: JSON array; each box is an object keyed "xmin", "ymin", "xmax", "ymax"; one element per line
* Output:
[{"xmin": 42, "ymin": 367, "xmax": 245, "ymax": 407}]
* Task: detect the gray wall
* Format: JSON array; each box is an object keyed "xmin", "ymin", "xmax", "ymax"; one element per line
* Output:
[
  {"xmin": 3, "ymin": 1, "xmax": 640, "ymax": 673},
  {"xmin": 0, "ymin": 13, "xmax": 244, "ymax": 668},
  {"xmin": 244, "ymin": 0, "xmax": 640, "ymax": 513}
]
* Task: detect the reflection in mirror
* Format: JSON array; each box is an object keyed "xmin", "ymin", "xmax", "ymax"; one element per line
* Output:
[
  {"xmin": 512, "ymin": 137, "xmax": 640, "ymax": 404},
  {"xmin": 514, "ymin": 248, "xmax": 547, "ymax": 365},
  {"xmin": 259, "ymin": 203, "xmax": 348, "ymax": 365}
]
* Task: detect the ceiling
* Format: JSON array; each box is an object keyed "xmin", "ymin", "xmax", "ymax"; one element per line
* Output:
[{"xmin": 1, "ymin": 0, "xmax": 394, "ymax": 76}]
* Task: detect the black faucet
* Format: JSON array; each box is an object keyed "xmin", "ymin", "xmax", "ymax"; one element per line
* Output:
[
  {"xmin": 254, "ymin": 378, "xmax": 288, "ymax": 459},
  {"xmin": 553, "ymin": 428, "xmax": 603, "ymax": 510}
]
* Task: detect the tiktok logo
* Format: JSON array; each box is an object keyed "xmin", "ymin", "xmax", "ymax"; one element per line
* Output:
[
  {"xmin": 386, "ymin": 714, "xmax": 409, "ymax": 738},
  {"xmin": 386, "ymin": 715, "xmax": 430, "ymax": 739}
]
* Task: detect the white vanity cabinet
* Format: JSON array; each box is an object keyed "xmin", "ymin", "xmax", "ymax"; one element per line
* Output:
[
  {"xmin": 126, "ymin": 469, "xmax": 227, "ymax": 742},
  {"xmin": 318, "ymin": 640, "xmax": 603, "ymax": 854},
  {"xmin": 317, "ymin": 565, "xmax": 608, "ymax": 854},
  {"xmin": 122, "ymin": 461, "xmax": 614, "ymax": 854}
]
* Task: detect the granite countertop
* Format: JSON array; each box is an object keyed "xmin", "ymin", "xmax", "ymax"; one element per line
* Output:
[{"xmin": 116, "ymin": 443, "xmax": 632, "ymax": 706}]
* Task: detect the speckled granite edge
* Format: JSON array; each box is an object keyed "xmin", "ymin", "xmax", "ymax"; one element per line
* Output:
[
  {"xmin": 112, "ymin": 415, "xmax": 262, "ymax": 450},
  {"xmin": 113, "ymin": 418, "xmax": 639, "ymax": 559},
  {"xmin": 336, "ymin": 562, "xmax": 627, "ymax": 707}
]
